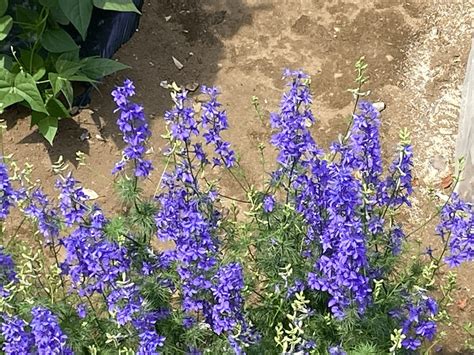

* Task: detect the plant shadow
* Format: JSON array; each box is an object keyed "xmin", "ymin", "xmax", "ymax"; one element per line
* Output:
[{"xmin": 37, "ymin": 0, "xmax": 268, "ymax": 165}]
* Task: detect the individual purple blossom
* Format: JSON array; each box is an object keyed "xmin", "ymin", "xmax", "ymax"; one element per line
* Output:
[
  {"xmin": 436, "ymin": 193, "xmax": 474, "ymax": 267},
  {"xmin": 1, "ymin": 315, "xmax": 33, "ymax": 354},
  {"xmin": 389, "ymin": 225, "xmax": 405, "ymax": 256},
  {"xmin": 112, "ymin": 79, "xmax": 153, "ymax": 178},
  {"xmin": 76, "ymin": 304, "xmax": 87, "ymax": 319},
  {"xmin": 286, "ymin": 279, "xmax": 305, "ymax": 299},
  {"xmin": 401, "ymin": 337, "xmax": 422, "ymax": 351},
  {"xmin": 187, "ymin": 347, "xmax": 202, "ymax": 355},
  {"xmin": 30, "ymin": 306, "xmax": 72, "ymax": 354},
  {"xmin": 56, "ymin": 173, "xmax": 89, "ymax": 226},
  {"xmin": 263, "ymin": 195, "xmax": 275, "ymax": 213},
  {"xmin": 328, "ymin": 345, "xmax": 347, "ymax": 355},
  {"xmin": 0, "ymin": 162, "xmax": 13, "ymax": 220},
  {"xmin": 183, "ymin": 316, "xmax": 196, "ymax": 329}
]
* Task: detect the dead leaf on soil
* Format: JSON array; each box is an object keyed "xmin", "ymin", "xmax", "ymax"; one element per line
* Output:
[
  {"xmin": 440, "ymin": 174, "xmax": 453, "ymax": 189},
  {"xmin": 172, "ymin": 56, "xmax": 184, "ymax": 70},
  {"xmin": 456, "ymin": 297, "xmax": 468, "ymax": 310},
  {"xmin": 83, "ymin": 188, "xmax": 99, "ymax": 200}
]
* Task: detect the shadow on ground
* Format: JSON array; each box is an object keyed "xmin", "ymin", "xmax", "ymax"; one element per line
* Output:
[{"xmin": 31, "ymin": 0, "xmax": 268, "ymax": 165}]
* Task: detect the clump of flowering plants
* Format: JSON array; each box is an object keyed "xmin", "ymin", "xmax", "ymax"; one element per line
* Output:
[{"xmin": 0, "ymin": 59, "xmax": 473, "ymax": 354}]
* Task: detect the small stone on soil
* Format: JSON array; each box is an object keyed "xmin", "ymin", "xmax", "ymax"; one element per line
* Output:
[
  {"xmin": 373, "ymin": 102, "xmax": 386, "ymax": 112},
  {"xmin": 172, "ymin": 56, "xmax": 184, "ymax": 70},
  {"xmin": 80, "ymin": 131, "xmax": 90, "ymax": 141},
  {"xmin": 185, "ymin": 82, "xmax": 199, "ymax": 92}
]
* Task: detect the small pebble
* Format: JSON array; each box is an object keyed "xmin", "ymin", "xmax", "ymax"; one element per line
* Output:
[
  {"xmin": 80, "ymin": 131, "xmax": 90, "ymax": 141},
  {"xmin": 373, "ymin": 102, "xmax": 386, "ymax": 112},
  {"xmin": 172, "ymin": 56, "xmax": 184, "ymax": 70},
  {"xmin": 185, "ymin": 82, "xmax": 199, "ymax": 92}
]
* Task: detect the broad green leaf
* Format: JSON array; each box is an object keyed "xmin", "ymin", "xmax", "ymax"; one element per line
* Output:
[
  {"xmin": 48, "ymin": 72, "xmax": 73, "ymax": 108},
  {"xmin": 80, "ymin": 57, "xmax": 129, "ymax": 79},
  {"xmin": 19, "ymin": 49, "xmax": 46, "ymax": 81},
  {"xmin": 0, "ymin": 67, "xmax": 14, "ymax": 87},
  {"xmin": 14, "ymin": 71, "xmax": 47, "ymax": 113},
  {"xmin": 61, "ymin": 80, "xmax": 73, "ymax": 108},
  {"xmin": 0, "ymin": 15, "xmax": 12, "ymax": 41},
  {"xmin": 69, "ymin": 74, "xmax": 98, "ymax": 84},
  {"xmin": 58, "ymin": 50, "xmax": 80, "ymax": 63},
  {"xmin": 31, "ymin": 111, "xmax": 47, "ymax": 128},
  {"xmin": 0, "ymin": 54, "xmax": 13, "ymax": 70},
  {"xmin": 93, "ymin": 0, "xmax": 140, "ymax": 14},
  {"xmin": 55, "ymin": 56, "xmax": 83, "ymax": 78},
  {"xmin": 46, "ymin": 97, "xmax": 70, "ymax": 118},
  {"xmin": 0, "ymin": 89, "xmax": 23, "ymax": 113},
  {"xmin": 15, "ymin": 6, "xmax": 39, "ymax": 31},
  {"xmin": 0, "ymin": 0, "xmax": 7, "ymax": 17},
  {"xmin": 50, "ymin": 6, "xmax": 70, "ymax": 25},
  {"xmin": 41, "ymin": 28, "xmax": 78, "ymax": 53},
  {"xmin": 48, "ymin": 72, "xmax": 62, "ymax": 95},
  {"xmin": 37, "ymin": 116, "xmax": 59, "ymax": 145},
  {"xmin": 60, "ymin": 0, "xmax": 93, "ymax": 40}
]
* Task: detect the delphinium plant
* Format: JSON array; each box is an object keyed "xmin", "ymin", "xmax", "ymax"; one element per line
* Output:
[{"xmin": 0, "ymin": 59, "xmax": 473, "ymax": 354}]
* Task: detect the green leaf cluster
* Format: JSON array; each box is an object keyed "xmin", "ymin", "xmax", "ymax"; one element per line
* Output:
[{"xmin": 0, "ymin": 0, "xmax": 135, "ymax": 144}]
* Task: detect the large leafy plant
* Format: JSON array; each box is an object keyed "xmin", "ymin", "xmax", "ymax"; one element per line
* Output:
[{"xmin": 0, "ymin": 0, "xmax": 138, "ymax": 144}]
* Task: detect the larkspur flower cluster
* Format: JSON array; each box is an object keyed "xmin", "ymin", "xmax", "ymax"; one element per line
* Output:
[
  {"xmin": 60, "ymin": 207, "xmax": 166, "ymax": 353},
  {"xmin": 378, "ymin": 135, "xmax": 413, "ymax": 208},
  {"xmin": 1, "ymin": 315, "xmax": 33, "ymax": 354},
  {"xmin": 436, "ymin": 193, "xmax": 474, "ymax": 267},
  {"xmin": 30, "ymin": 306, "xmax": 73, "ymax": 354},
  {"xmin": 155, "ymin": 84, "xmax": 254, "ymax": 351},
  {"xmin": 200, "ymin": 86, "xmax": 236, "ymax": 168},
  {"xmin": 390, "ymin": 293, "xmax": 438, "ymax": 351},
  {"xmin": 0, "ymin": 248, "xmax": 16, "ymax": 297},
  {"xmin": 270, "ymin": 69, "xmax": 318, "ymax": 169},
  {"xmin": 112, "ymin": 79, "xmax": 153, "ymax": 177},
  {"xmin": 133, "ymin": 311, "xmax": 167, "ymax": 355},
  {"xmin": 56, "ymin": 173, "xmax": 89, "ymax": 226},
  {"xmin": 0, "ymin": 162, "xmax": 13, "ymax": 220},
  {"xmin": 274, "ymin": 71, "xmax": 372, "ymax": 318},
  {"xmin": 1, "ymin": 307, "xmax": 72, "ymax": 354},
  {"xmin": 306, "ymin": 164, "xmax": 371, "ymax": 318},
  {"xmin": 23, "ymin": 188, "xmax": 60, "ymax": 242},
  {"xmin": 211, "ymin": 263, "xmax": 246, "ymax": 334},
  {"xmin": 339, "ymin": 101, "xmax": 383, "ymax": 186}
]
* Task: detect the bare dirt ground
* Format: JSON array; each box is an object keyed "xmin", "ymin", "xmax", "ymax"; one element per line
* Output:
[{"xmin": 1, "ymin": 0, "xmax": 473, "ymax": 352}]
